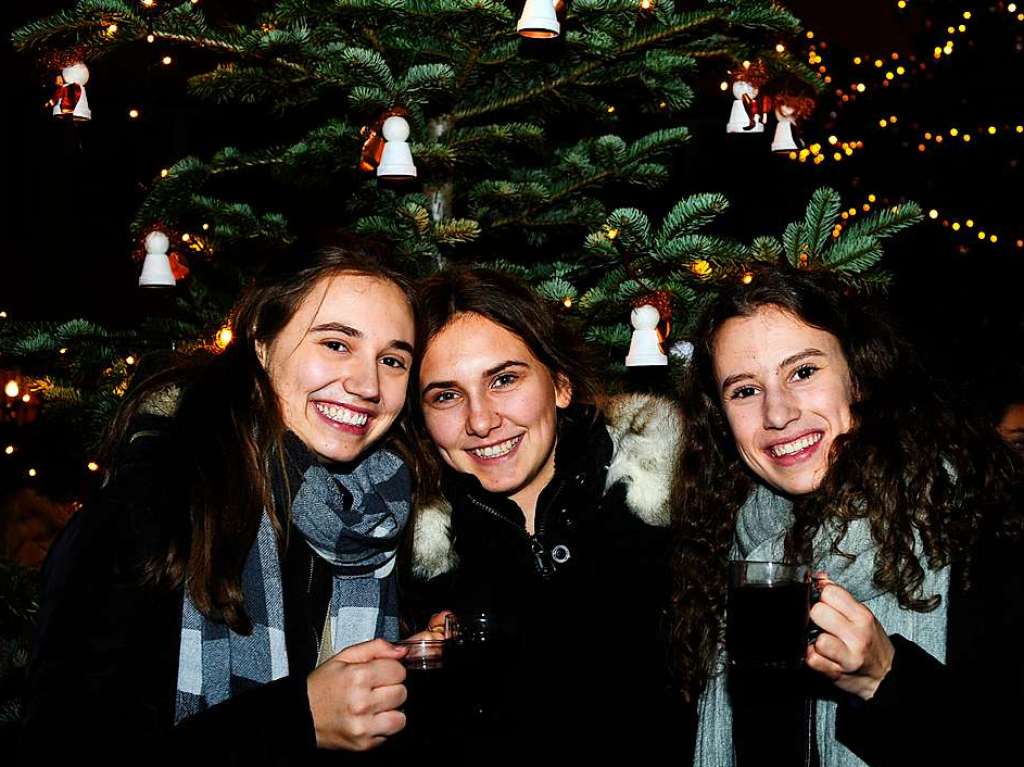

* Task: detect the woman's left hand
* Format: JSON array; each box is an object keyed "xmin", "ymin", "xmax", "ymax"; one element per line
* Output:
[{"xmin": 806, "ymin": 578, "xmax": 895, "ymax": 701}]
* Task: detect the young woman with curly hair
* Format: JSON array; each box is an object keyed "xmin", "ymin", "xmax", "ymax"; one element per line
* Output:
[{"xmin": 670, "ymin": 267, "xmax": 1023, "ymax": 767}]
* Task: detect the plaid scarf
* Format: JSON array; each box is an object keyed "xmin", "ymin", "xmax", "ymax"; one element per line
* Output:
[{"xmin": 174, "ymin": 433, "xmax": 410, "ymax": 722}]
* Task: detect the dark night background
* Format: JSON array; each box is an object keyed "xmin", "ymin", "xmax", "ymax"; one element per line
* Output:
[{"xmin": 1, "ymin": 0, "xmax": 1023, "ymax": 501}]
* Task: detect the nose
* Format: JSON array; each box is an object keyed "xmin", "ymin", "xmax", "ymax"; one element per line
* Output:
[
  {"xmin": 343, "ymin": 359, "xmax": 381, "ymax": 403},
  {"xmin": 465, "ymin": 395, "xmax": 501, "ymax": 437},
  {"xmin": 762, "ymin": 386, "xmax": 799, "ymax": 430}
]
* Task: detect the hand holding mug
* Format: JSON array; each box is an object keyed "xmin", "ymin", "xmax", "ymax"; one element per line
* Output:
[
  {"xmin": 306, "ymin": 638, "xmax": 409, "ymax": 750},
  {"xmin": 805, "ymin": 577, "xmax": 895, "ymax": 701}
]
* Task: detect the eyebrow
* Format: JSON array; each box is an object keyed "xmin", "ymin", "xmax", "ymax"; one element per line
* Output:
[
  {"xmin": 308, "ymin": 322, "xmax": 414, "ymax": 355},
  {"xmin": 719, "ymin": 348, "xmax": 826, "ymax": 394},
  {"xmin": 420, "ymin": 360, "xmax": 528, "ymax": 397}
]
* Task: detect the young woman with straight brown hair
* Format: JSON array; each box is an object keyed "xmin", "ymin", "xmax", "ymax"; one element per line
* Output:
[
  {"xmin": 21, "ymin": 241, "xmax": 421, "ymax": 765},
  {"xmin": 404, "ymin": 267, "xmax": 692, "ymax": 764}
]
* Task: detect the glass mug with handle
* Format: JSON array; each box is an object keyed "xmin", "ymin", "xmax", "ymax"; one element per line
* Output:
[
  {"xmin": 726, "ymin": 561, "xmax": 811, "ymax": 672},
  {"xmin": 443, "ymin": 611, "xmax": 504, "ymax": 721}
]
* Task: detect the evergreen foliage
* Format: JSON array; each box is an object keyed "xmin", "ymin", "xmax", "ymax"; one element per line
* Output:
[{"xmin": 6, "ymin": 0, "xmax": 921, "ymax": 448}]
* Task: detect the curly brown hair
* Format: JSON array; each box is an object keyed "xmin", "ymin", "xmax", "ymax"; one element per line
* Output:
[{"xmin": 669, "ymin": 266, "xmax": 1022, "ymax": 701}]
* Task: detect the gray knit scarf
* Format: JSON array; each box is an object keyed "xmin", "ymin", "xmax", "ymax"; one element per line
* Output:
[
  {"xmin": 694, "ymin": 483, "xmax": 950, "ymax": 767},
  {"xmin": 174, "ymin": 435, "xmax": 410, "ymax": 722}
]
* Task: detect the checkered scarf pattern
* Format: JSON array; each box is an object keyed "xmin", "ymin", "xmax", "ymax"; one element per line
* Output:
[{"xmin": 174, "ymin": 435, "xmax": 410, "ymax": 723}]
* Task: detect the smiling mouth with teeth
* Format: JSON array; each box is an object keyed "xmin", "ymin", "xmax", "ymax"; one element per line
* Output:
[
  {"xmin": 769, "ymin": 432, "xmax": 823, "ymax": 457},
  {"xmin": 469, "ymin": 435, "xmax": 523, "ymax": 459},
  {"xmin": 314, "ymin": 402, "xmax": 370, "ymax": 428}
]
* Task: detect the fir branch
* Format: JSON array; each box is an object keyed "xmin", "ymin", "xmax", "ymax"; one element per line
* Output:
[
  {"xmin": 606, "ymin": 208, "xmax": 653, "ymax": 251},
  {"xmin": 801, "ymin": 187, "xmax": 843, "ymax": 257},
  {"xmin": 452, "ymin": 10, "xmax": 724, "ymax": 121},
  {"xmin": 821, "ymin": 235, "xmax": 883, "ymax": 273},
  {"xmin": 657, "ymin": 192, "xmax": 730, "ymax": 244},
  {"xmin": 840, "ymin": 202, "xmax": 924, "ymax": 242},
  {"xmin": 748, "ymin": 236, "xmax": 784, "ymax": 262}
]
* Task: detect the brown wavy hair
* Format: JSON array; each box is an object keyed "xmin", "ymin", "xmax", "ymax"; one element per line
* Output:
[
  {"xmin": 669, "ymin": 266, "xmax": 1022, "ymax": 700},
  {"xmin": 104, "ymin": 239, "xmax": 419, "ymax": 634}
]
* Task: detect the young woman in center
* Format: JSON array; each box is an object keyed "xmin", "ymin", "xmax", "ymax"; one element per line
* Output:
[
  {"xmin": 671, "ymin": 267, "xmax": 1023, "ymax": 767},
  {"xmin": 405, "ymin": 267, "xmax": 691, "ymax": 762}
]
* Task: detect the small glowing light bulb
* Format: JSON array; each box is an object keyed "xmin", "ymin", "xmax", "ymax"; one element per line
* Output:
[
  {"xmin": 162, "ymin": 56, "xmax": 173, "ymax": 65},
  {"xmin": 28, "ymin": 468, "xmax": 37, "ymax": 478},
  {"xmin": 215, "ymin": 326, "xmax": 234, "ymax": 350},
  {"xmin": 4, "ymin": 446, "xmax": 13, "ymax": 455},
  {"xmin": 129, "ymin": 108, "xmax": 140, "ymax": 119},
  {"xmin": 4, "ymin": 380, "xmax": 19, "ymax": 398},
  {"xmin": 88, "ymin": 461, "xmax": 100, "ymax": 472},
  {"xmin": 928, "ymin": 209, "xmax": 939, "ymax": 220}
]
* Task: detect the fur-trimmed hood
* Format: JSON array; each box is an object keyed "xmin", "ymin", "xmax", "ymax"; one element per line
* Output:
[{"xmin": 410, "ymin": 392, "xmax": 683, "ymax": 579}]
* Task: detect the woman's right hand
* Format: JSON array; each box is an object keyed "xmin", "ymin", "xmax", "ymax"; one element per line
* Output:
[{"xmin": 306, "ymin": 638, "xmax": 409, "ymax": 751}]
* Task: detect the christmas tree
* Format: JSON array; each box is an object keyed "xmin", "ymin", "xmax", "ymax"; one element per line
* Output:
[
  {"xmin": 1, "ymin": 0, "xmax": 935, "ymax": 728},
  {"xmin": 3, "ymin": 0, "xmax": 924, "ymax": 468}
]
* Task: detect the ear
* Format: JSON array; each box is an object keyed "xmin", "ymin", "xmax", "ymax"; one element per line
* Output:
[
  {"xmin": 255, "ymin": 339, "xmax": 269, "ymax": 370},
  {"xmin": 554, "ymin": 373, "xmax": 573, "ymax": 410}
]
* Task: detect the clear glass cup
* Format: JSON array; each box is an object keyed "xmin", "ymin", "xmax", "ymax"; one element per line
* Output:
[{"xmin": 727, "ymin": 561, "xmax": 810, "ymax": 672}]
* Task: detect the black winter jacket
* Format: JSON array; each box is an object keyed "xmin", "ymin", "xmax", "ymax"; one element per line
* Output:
[
  {"xmin": 403, "ymin": 395, "xmax": 695, "ymax": 765},
  {"xmin": 833, "ymin": 529, "xmax": 1024, "ymax": 766},
  {"xmin": 17, "ymin": 414, "xmax": 391, "ymax": 766}
]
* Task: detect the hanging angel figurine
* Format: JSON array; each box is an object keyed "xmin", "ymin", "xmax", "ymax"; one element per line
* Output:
[
  {"xmin": 48, "ymin": 62, "xmax": 91, "ymax": 122},
  {"xmin": 726, "ymin": 62, "xmax": 770, "ymax": 133},
  {"xmin": 771, "ymin": 94, "xmax": 816, "ymax": 153}
]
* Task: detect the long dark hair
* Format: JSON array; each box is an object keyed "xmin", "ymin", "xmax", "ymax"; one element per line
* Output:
[
  {"xmin": 411, "ymin": 267, "xmax": 601, "ymax": 503},
  {"xmin": 669, "ymin": 266, "xmax": 1022, "ymax": 700},
  {"xmin": 104, "ymin": 241, "xmax": 416, "ymax": 634}
]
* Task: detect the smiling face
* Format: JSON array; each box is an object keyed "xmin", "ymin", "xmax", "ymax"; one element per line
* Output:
[
  {"xmin": 259, "ymin": 273, "xmax": 414, "ymax": 464},
  {"xmin": 713, "ymin": 306, "xmax": 855, "ymax": 496},
  {"xmin": 419, "ymin": 313, "xmax": 572, "ymax": 515}
]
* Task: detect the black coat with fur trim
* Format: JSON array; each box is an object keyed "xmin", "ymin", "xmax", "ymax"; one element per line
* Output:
[{"xmin": 403, "ymin": 395, "xmax": 695, "ymax": 765}]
